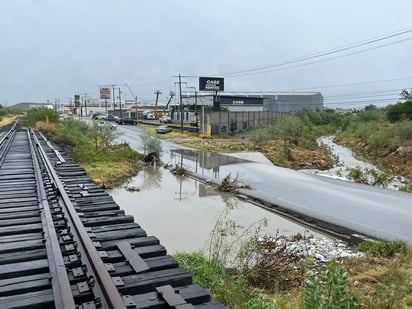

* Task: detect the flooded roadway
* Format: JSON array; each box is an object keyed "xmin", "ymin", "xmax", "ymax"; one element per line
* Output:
[
  {"xmin": 109, "ymin": 126, "xmax": 329, "ymax": 254},
  {"xmin": 111, "ymin": 125, "xmax": 412, "ymax": 248},
  {"xmin": 108, "ymin": 164, "xmax": 327, "ymax": 254}
]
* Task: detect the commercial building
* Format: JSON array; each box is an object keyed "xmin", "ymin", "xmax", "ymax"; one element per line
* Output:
[{"xmin": 178, "ymin": 91, "xmax": 323, "ymax": 112}]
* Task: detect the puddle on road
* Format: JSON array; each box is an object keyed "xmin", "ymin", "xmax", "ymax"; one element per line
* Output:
[
  {"xmin": 108, "ymin": 164, "xmax": 327, "ymax": 254},
  {"xmin": 165, "ymin": 148, "xmax": 250, "ymax": 181}
]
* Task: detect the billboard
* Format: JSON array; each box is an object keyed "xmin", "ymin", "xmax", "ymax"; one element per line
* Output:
[
  {"xmin": 99, "ymin": 86, "xmax": 111, "ymax": 100},
  {"xmin": 199, "ymin": 77, "xmax": 224, "ymax": 91}
]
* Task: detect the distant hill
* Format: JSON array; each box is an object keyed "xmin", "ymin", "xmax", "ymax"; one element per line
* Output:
[{"xmin": 10, "ymin": 102, "xmax": 53, "ymax": 111}]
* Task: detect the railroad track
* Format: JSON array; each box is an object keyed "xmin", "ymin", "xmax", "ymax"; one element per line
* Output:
[{"xmin": 0, "ymin": 123, "xmax": 223, "ymax": 309}]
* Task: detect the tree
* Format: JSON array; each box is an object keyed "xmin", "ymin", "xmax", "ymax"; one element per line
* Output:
[
  {"xmin": 89, "ymin": 121, "xmax": 121, "ymax": 152},
  {"xmin": 400, "ymin": 88, "xmax": 412, "ymax": 101},
  {"xmin": 364, "ymin": 104, "xmax": 378, "ymax": 111},
  {"xmin": 386, "ymin": 89, "xmax": 412, "ymax": 122}
]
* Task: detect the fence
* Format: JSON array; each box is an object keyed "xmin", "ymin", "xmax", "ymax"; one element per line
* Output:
[{"xmin": 204, "ymin": 111, "xmax": 288, "ymax": 135}]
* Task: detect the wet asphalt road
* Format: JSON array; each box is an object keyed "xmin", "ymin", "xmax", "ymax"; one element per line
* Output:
[{"xmin": 117, "ymin": 124, "xmax": 412, "ymax": 245}]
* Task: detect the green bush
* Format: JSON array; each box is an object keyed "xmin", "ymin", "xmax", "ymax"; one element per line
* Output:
[
  {"xmin": 140, "ymin": 133, "xmax": 162, "ymax": 156},
  {"xmin": 25, "ymin": 107, "xmax": 60, "ymax": 127},
  {"xmin": 174, "ymin": 252, "xmax": 277, "ymax": 308},
  {"xmin": 392, "ymin": 120, "xmax": 412, "ymax": 142},
  {"xmin": 357, "ymin": 240, "xmax": 408, "ymax": 258},
  {"xmin": 386, "ymin": 101, "xmax": 412, "ymax": 122},
  {"xmin": 303, "ymin": 260, "xmax": 357, "ymax": 309},
  {"xmin": 347, "ymin": 167, "xmax": 367, "ymax": 184},
  {"xmin": 53, "ymin": 117, "xmax": 90, "ymax": 148},
  {"xmin": 299, "ymin": 110, "xmax": 343, "ymax": 127},
  {"xmin": 250, "ymin": 126, "xmax": 271, "ymax": 146},
  {"xmin": 357, "ymin": 110, "xmax": 385, "ymax": 123}
]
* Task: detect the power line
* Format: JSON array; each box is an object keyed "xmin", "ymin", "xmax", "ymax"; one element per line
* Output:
[
  {"xmin": 223, "ymin": 37, "xmax": 412, "ymax": 77},
  {"xmin": 289, "ymin": 77, "xmax": 412, "ymax": 91},
  {"xmin": 325, "ymin": 91, "xmax": 401, "ymax": 101},
  {"xmin": 220, "ymin": 27, "xmax": 412, "ymax": 77},
  {"xmin": 325, "ymin": 97, "xmax": 400, "ymax": 106}
]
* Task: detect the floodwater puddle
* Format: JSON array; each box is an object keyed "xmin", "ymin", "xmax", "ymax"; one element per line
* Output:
[
  {"xmin": 108, "ymin": 164, "xmax": 326, "ymax": 254},
  {"xmin": 165, "ymin": 148, "xmax": 251, "ymax": 181},
  {"xmin": 300, "ymin": 136, "xmax": 406, "ymax": 190}
]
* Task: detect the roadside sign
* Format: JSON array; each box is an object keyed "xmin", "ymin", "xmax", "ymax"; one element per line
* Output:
[
  {"xmin": 199, "ymin": 77, "xmax": 224, "ymax": 91},
  {"xmin": 99, "ymin": 86, "xmax": 111, "ymax": 99}
]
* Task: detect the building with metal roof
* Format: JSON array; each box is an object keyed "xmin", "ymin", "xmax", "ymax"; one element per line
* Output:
[{"xmin": 181, "ymin": 91, "xmax": 324, "ymax": 112}]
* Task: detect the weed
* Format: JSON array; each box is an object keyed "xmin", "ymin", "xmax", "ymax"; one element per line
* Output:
[
  {"xmin": 303, "ymin": 260, "xmax": 357, "ymax": 309},
  {"xmin": 365, "ymin": 269, "xmax": 411, "ymax": 309},
  {"xmin": 347, "ymin": 167, "xmax": 368, "ymax": 184},
  {"xmin": 368, "ymin": 169, "xmax": 394, "ymax": 187},
  {"xmin": 35, "ymin": 120, "xmax": 58, "ymax": 135},
  {"xmin": 357, "ymin": 239, "xmax": 408, "ymax": 258}
]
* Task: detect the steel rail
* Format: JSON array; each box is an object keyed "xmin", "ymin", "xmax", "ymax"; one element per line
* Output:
[
  {"xmin": 28, "ymin": 129, "xmax": 76, "ymax": 308},
  {"xmin": 0, "ymin": 122, "xmax": 17, "ymax": 164},
  {"xmin": 31, "ymin": 129, "xmax": 127, "ymax": 309}
]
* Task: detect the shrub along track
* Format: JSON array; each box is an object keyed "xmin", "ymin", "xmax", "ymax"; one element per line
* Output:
[{"xmin": 0, "ymin": 123, "xmax": 223, "ymax": 308}]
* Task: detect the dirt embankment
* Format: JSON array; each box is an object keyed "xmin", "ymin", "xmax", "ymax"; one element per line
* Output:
[
  {"xmin": 0, "ymin": 115, "xmax": 18, "ymax": 127},
  {"xmin": 336, "ymin": 138, "xmax": 412, "ymax": 178},
  {"xmin": 173, "ymin": 136, "xmax": 333, "ymax": 170}
]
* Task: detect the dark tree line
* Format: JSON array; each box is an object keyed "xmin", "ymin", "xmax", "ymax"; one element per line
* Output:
[{"xmin": 386, "ymin": 89, "xmax": 412, "ymax": 122}]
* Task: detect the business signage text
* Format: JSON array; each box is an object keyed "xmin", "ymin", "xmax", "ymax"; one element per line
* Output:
[{"xmin": 199, "ymin": 77, "xmax": 224, "ymax": 91}]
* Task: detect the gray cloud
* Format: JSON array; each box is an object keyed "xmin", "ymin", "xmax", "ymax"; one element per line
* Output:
[{"xmin": 1, "ymin": 0, "xmax": 411, "ymax": 107}]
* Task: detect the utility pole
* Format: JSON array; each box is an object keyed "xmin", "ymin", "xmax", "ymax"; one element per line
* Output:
[
  {"xmin": 178, "ymin": 75, "xmax": 183, "ymax": 133},
  {"xmin": 112, "ymin": 84, "xmax": 116, "ymax": 115},
  {"xmin": 186, "ymin": 86, "xmax": 198, "ymax": 131},
  {"xmin": 118, "ymin": 87, "xmax": 122, "ymax": 118},
  {"xmin": 83, "ymin": 92, "xmax": 88, "ymax": 117},
  {"xmin": 174, "ymin": 74, "xmax": 187, "ymax": 133}
]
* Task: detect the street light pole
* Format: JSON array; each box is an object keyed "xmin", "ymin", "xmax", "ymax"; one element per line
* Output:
[{"xmin": 186, "ymin": 86, "xmax": 198, "ymax": 131}]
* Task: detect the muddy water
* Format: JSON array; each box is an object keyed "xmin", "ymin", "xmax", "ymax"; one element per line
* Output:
[
  {"xmin": 108, "ymin": 165, "xmax": 324, "ymax": 254},
  {"xmin": 301, "ymin": 136, "xmax": 405, "ymax": 190}
]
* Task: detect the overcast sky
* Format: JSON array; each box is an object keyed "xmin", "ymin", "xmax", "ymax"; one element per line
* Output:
[{"xmin": 1, "ymin": 0, "xmax": 412, "ymax": 108}]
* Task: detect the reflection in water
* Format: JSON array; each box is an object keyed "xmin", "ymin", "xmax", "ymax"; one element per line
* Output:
[
  {"xmin": 125, "ymin": 165, "xmax": 163, "ymax": 191},
  {"xmin": 108, "ymin": 166, "xmax": 326, "ymax": 254},
  {"xmin": 169, "ymin": 149, "xmax": 247, "ymax": 179}
]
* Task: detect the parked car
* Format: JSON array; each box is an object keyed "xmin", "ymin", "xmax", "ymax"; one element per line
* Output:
[
  {"xmin": 156, "ymin": 125, "xmax": 172, "ymax": 134},
  {"xmin": 159, "ymin": 115, "xmax": 171, "ymax": 123},
  {"xmin": 97, "ymin": 121, "xmax": 117, "ymax": 130},
  {"xmin": 117, "ymin": 117, "xmax": 137, "ymax": 125},
  {"xmin": 103, "ymin": 114, "xmax": 116, "ymax": 122}
]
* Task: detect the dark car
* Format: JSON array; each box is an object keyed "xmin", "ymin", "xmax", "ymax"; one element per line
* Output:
[
  {"xmin": 117, "ymin": 117, "xmax": 137, "ymax": 125},
  {"xmin": 104, "ymin": 114, "xmax": 116, "ymax": 122},
  {"xmin": 156, "ymin": 125, "xmax": 172, "ymax": 134}
]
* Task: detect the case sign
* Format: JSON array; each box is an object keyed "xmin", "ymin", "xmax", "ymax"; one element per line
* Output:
[{"xmin": 199, "ymin": 77, "xmax": 224, "ymax": 91}]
